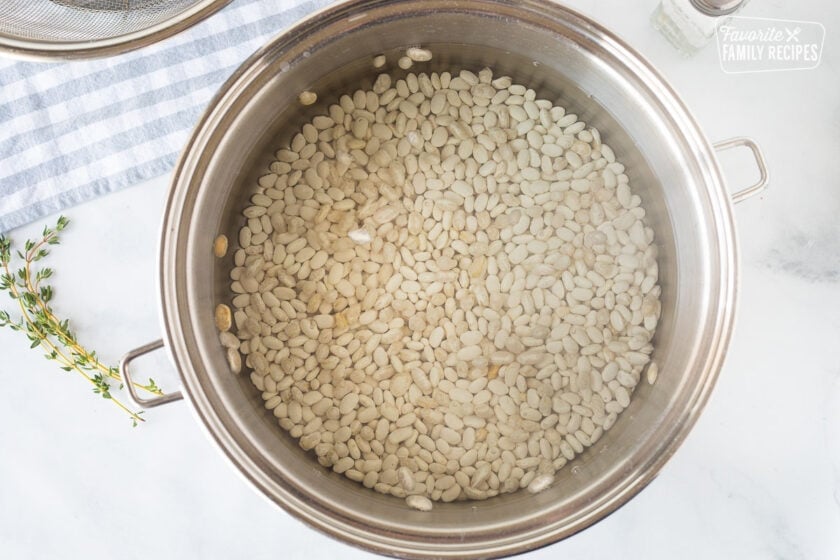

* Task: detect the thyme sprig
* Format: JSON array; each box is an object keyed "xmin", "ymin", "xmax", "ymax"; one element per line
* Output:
[{"xmin": 0, "ymin": 216, "xmax": 162, "ymax": 426}]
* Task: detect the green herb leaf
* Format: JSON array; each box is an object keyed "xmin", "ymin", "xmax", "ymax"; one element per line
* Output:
[{"xmin": 0, "ymin": 216, "xmax": 160, "ymax": 426}]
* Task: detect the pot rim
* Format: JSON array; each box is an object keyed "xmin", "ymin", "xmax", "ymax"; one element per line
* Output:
[{"xmin": 158, "ymin": 0, "xmax": 738, "ymax": 557}]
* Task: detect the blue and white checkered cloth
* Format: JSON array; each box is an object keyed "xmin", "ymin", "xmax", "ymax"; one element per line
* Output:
[{"xmin": 0, "ymin": 0, "xmax": 328, "ymax": 232}]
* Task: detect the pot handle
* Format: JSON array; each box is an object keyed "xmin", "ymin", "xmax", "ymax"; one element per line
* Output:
[
  {"xmin": 713, "ymin": 137, "xmax": 769, "ymax": 203},
  {"xmin": 119, "ymin": 339, "xmax": 184, "ymax": 408}
]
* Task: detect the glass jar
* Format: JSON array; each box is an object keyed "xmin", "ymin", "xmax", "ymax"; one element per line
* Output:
[{"xmin": 651, "ymin": 0, "xmax": 747, "ymax": 56}]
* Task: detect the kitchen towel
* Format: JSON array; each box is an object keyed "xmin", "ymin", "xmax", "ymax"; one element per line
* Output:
[{"xmin": 0, "ymin": 0, "xmax": 329, "ymax": 233}]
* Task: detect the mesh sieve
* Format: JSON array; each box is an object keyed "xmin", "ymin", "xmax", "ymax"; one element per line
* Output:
[{"xmin": 0, "ymin": 0, "xmax": 232, "ymax": 59}]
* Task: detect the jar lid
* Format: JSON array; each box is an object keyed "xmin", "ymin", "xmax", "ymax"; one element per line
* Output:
[{"xmin": 689, "ymin": 0, "xmax": 745, "ymax": 16}]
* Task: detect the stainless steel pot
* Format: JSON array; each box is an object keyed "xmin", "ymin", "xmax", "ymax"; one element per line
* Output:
[{"xmin": 121, "ymin": 0, "xmax": 768, "ymax": 557}]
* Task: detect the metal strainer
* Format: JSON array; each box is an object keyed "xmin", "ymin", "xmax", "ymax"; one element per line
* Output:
[{"xmin": 0, "ymin": 0, "xmax": 232, "ymax": 60}]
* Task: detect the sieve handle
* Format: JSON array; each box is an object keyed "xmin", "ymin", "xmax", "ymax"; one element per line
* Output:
[
  {"xmin": 713, "ymin": 137, "xmax": 769, "ymax": 204},
  {"xmin": 119, "ymin": 339, "xmax": 184, "ymax": 408}
]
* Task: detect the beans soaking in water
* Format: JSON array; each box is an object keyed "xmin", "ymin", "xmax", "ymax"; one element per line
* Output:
[{"xmin": 217, "ymin": 65, "xmax": 662, "ymax": 508}]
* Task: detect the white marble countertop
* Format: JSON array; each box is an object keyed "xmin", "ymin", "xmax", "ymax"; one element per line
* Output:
[{"xmin": 1, "ymin": 1, "xmax": 838, "ymax": 558}]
